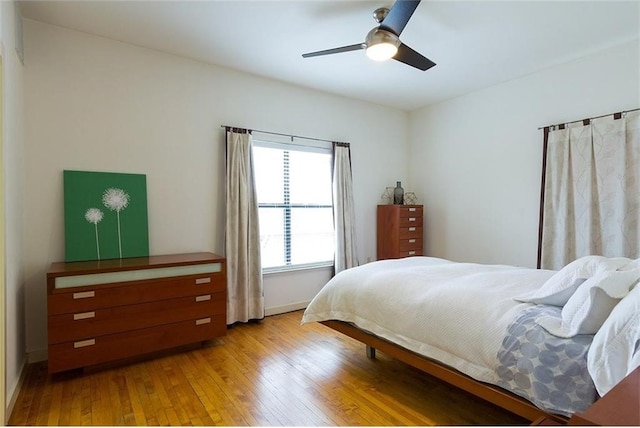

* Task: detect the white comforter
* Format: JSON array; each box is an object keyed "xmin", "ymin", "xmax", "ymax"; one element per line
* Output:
[{"xmin": 302, "ymin": 257, "xmax": 556, "ymax": 384}]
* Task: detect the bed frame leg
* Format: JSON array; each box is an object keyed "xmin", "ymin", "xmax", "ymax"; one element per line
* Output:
[{"xmin": 366, "ymin": 345, "xmax": 376, "ymax": 359}]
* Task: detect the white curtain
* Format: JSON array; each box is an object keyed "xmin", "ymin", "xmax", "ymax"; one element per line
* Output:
[
  {"xmin": 225, "ymin": 129, "xmax": 264, "ymax": 323},
  {"xmin": 333, "ymin": 143, "xmax": 359, "ymax": 273},
  {"xmin": 540, "ymin": 111, "xmax": 640, "ymax": 270}
]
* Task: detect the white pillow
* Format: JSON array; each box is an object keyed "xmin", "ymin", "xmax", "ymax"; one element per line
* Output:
[
  {"xmin": 588, "ymin": 282, "xmax": 640, "ymax": 396},
  {"xmin": 535, "ymin": 269, "xmax": 640, "ymax": 338},
  {"xmin": 619, "ymin": 258, "xmax": 640, "ymax": 271},
  {"xmin": 515, "ymin": 255, "xmax": 631, "ymax": 306}
]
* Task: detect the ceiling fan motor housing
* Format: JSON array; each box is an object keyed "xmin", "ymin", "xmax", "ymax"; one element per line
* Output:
[{"xmin": 366, "ymin": 28, "xmax": 400, "ymax": 49}]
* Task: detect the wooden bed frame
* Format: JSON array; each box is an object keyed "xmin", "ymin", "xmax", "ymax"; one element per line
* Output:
[{"xmin": 321, "ymin": 320, "xmax": 569, "ymax": 424}]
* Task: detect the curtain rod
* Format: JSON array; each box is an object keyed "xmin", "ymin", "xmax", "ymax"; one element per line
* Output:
[
  {"xmin": 221, "ymin": 125, "xmax": 347, "ymax": 145},
  {"xmin": 537, "ymin": 107, "xmax": 640, "ymax": 130}
]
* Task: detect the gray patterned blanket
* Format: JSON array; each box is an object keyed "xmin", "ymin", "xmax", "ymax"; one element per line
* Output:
[{"xmin": 495, "ymin": 305, "xmax": 597, "ymax": 416}]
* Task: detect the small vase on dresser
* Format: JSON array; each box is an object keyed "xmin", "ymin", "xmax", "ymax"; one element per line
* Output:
[{"xmin": 393, "ymin": 181, "xmax": 404, "ymax": 205}]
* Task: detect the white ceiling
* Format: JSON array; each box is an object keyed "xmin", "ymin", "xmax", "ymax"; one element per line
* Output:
[{"xmin": 20, "ymin": 0, "xmax": 640, "ymax": 111}]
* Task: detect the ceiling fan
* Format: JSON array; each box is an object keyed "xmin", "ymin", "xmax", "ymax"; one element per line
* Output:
[{"xmin": 302, "ymin": 0, "xmax": 436, "ymax": 71}]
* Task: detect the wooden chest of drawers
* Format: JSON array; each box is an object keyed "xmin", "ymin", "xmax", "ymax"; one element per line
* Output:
[
  {"xmin": 377, "ymin": 205, "xmax": 424, "ymax": 259},
  {"xmin": 46, "ymin": 252, "xmax": 226, "ymax": 373}
]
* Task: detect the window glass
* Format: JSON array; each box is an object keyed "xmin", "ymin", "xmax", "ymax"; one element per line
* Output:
[
  {"xmin": 257, "ymin": 207, "xmax": 285, "ymax": 268},
  {"xmin": 290, "ymin": 207, "xmax": 334, "ymax": 265},
  {"xmin": 288, "ymin": 151, "xmax": 332, "ymax": 204},
  {"xmin": 253, "ymin": 147, "xmax": 284, "ymax": 203}
]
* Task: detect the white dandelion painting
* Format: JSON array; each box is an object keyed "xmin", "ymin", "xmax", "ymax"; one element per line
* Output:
[
  {"xmin": 102, "ymin": 187, "xmax": 130, "ymax": 258},
  {"xmin": 64, "ymin": 170, "xmax": 148, "ymax": 262},
  {"xmin": 84, "ymin": 208, "xmax": 104, "ymax": 259}
]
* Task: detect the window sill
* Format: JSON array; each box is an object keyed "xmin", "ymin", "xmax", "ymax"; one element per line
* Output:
[{"xmin": 262, "ymin": 262, "xmax": 333, "ymax": 275}]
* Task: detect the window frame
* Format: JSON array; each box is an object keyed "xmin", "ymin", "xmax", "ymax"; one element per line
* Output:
[{"xmin": 252, "ymin": 136, "xmax": 334, "ymax": 273}]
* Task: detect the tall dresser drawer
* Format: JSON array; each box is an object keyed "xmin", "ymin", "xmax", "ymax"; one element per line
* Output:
[
  {"xmin": 399, "ymin": 216, "xmax": 423, "ymax": 227},
  {"xmin": 399, "ymin": 226, "xmax": 422, "ymax": 239},
  {"xmin": 398, "ymin": 249, "xmax": 424, "ymax": 257},
  {"xmin": 47, "ymin": 314, "xmax": 226, "ymax": 373},
  {"xmin": 399, "ymin": 206, "xmax": 423, "ymax": 217},
  {"xmin": 48, "ymin": 292, "xmax": 225, "ymax": 344},
  {"xmin": 399, "ymin": 238, "xmax": 423, "ymax": 252},
  {"xmin": 48, "ymin": 274, "xmax": 225, "ymax": 315}
]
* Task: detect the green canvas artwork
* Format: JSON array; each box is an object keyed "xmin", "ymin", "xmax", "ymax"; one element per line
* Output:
[{"xmin": 64, "ymin": 170, "xmax": 149, "ymax": 262}]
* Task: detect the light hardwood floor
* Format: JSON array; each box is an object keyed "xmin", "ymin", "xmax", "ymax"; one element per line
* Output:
[{"xmin": 9, "ymin": 310, "xmax": 527, "ymax": 426}]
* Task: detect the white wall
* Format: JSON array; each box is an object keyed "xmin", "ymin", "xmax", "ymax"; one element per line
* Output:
[
  {"xmin": 1, "ymin": 0, "xmax": 25, "ymax": 418},
  {"xmin": 409, "ymin": 40, "xmax": 640, "ymax": 267},
  {"xmin": 23, "ymin": 20, "xmax": 409, "ymax": 356}
]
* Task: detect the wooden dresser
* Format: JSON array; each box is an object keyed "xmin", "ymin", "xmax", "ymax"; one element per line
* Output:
[
  {"xmin": 46, "ymin": 252, "xmax": 226, "ymax": 373},
  {"xmin": 377, "ymin": 204, "xmax": 424, "ymax": 260}
]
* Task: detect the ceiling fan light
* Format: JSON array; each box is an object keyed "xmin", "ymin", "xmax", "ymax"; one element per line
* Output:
[
  {"xmin": 366, "ymin": 42, "xmax": 398, "ymax": 61},
  {"xmin": 365, "ymin": 28, "xmax": 400, "ymax": 61}
]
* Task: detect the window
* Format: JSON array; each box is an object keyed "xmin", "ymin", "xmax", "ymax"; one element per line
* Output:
[{"xmin": 253, "ymin": 139, "xmax": 334, "ymax": 271}]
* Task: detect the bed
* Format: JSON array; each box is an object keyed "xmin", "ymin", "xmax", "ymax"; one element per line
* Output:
[{"xmin": 301, "ymin": 256, "xmax": 640, "ymax": 423}]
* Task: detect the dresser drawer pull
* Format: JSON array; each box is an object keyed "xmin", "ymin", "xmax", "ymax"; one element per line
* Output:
[
  {"xmin": 408, "ymin": 227, "xmax": 416, "ymax": 232},
  {"xmin": 409, "ymin": 207, "xmax": 416, "ymax": 212},
  {"xmin": 195, "ymin": 317, "xmax": 211, "ymax": 325},
  {"xmin": 409, "ymin": 217, "xmax": 416, "ymax": 222},
  {"xmin": 73, "ymin": 311, "xmax": 95, "ymax": 321},
  {"xmin": 195, "ymin": 295, "xmax": 211, "ymax": 302},
  {"xmin": 74, "ymin": 339, "xmax": 96, "ymax": 348},
  {"xmin": 408, "ymin": 251, "xmax": 417, "ymax": 256},
  {"xmin": 195, "ymin": 277, "xmax": 211, "ymax": 285},
  {"xmin": 73, "ymin": 291, "xmax": 95, "ymax": 300},
  {"xmin": 409, "ymin": 239, "xmax": 416, "ymax": 243}
]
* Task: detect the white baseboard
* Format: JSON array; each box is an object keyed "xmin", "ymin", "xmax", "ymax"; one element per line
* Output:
[
  {"xmin": 265, "ymin": 301, "xmax": 309, "ymax": 316},
  {"xmin": 6, "ymin": 360, "xmax": 27, "ymax": 424},
  {"xmin": 7, "ymin": 350, "xmax": 48, "ymax": 421}
]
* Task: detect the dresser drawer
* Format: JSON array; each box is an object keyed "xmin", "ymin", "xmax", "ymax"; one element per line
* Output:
[
  {"xmin": 48, "ymin": 291, "xmax": 225, "ymax": 344},
  {"xmin": 47, "ymin": 314, "xmax": 226, "ymax": 373},
  {"xmin": 399, "ymin": 226, "xmax": 422, "ymax": 239},
  {"xmin": 398, "ymin": 249, "xmax": 424, "ymax": 257},
  {"xmin": 399, "ymin": 238, "xmax": 423, "ymax": 252},
  {"xmin": 398, "ymin": 206, "xmax": 423, "ymax": 218},
  {"xmin": 48, "ymin": 273, "xmax": 225, "ymax": 315},
  {"xmin": 399, "ymin": 216, "xmax": 423, "ymax": 227}
]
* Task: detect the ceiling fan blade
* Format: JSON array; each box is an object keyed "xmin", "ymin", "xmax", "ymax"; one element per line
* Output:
[
  {"xmin": 393, "ymin": 43, "xmax": 436, "ymax": 71},
  {"xmin": 379, "ymin": 0, "xmax": 421, "ymax": 36},
  {"xmin": 302, "ymin": 43, "xmax": 365, "ymax": 58}
]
